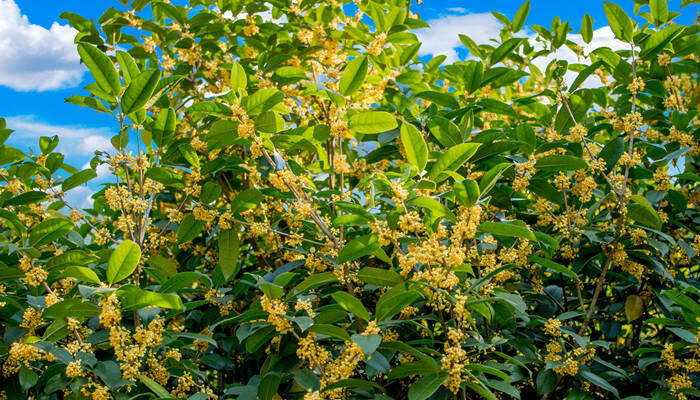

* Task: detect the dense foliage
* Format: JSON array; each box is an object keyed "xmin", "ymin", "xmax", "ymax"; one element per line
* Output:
[{"xmin": 0, "ymin": 0, "xmax": 699, "ymax": 398}]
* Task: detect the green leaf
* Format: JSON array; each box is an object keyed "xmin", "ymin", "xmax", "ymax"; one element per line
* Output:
[
  {"xmin": 159, "ymin": 271, "xmax": 210, "ymax": 293},
  {"xmin": 529, "ymin": 256, "xmax": 577, "ymax": 280},
  {"xmin": 231, "ymin": 189, "xmax": 264, "ymax": 214},
  {"xmin": 464, "ymin": 378, "xmax": 498, "ymax": 400},
  {"xmin": 348, "ymin": 111, "xmax": 398, "ymax": 134},
  {"xmin": 581, "ymin": 14, "xmax": 593, "ymax": 43},
  {"xmin": 406, "ymin": 196, "xmax": 457, "ymax": 223},
  {"xmin": 640, "ymin": 25, "xmax": 684, "ymax": 59},
  {"xmin": 650, "ymin": 0, "xmax": 669, "ymax": 26},
  {"xmin": 428, "ymin": 143, "xmax": 481, "ymax": 181},
  {"xmin": 231, "ymin": 61, "xmax": 247, "ymax": 91},
  {"xmin": 0, "ymin": 209, "xmax": 26, "ymax": 236},
  {"xmin": 19, "ymin": 367, "xmax": 38, "ymax": 390},
  {"xmin": 121, "ymin": 69, "xmax": 161, "ymax": 115},
  {"xmin": 580, "ymin": 370, "xmax": 619, "ymax": 398},
  {"xmin": 273, "ymin": 66, "xmax": 306, "ymax": 84},
  {"xmin": 177, "ymin": 214, "xmax": 204, "ymax": 243},
  {"xmin": 489, "ymin": 38, "xmax": 523, "ymax": 66},
  {"xmin": 258, "ymin": 373, "xmax": 282, "ymax": 400},
  {"xmin": 291, "ymin": 272, "xmax": 339, "ymax": 295},
  {"xmin": 111, "ymin": 127, "xmax": 129, "ymax": 150},
  {"xmin": 415, "ymin": 91, "xmax": 459, "ymax": 109},
  {"xmin": 115, "ymin": 50, "xmax": 140, "ymax": 85},
  {"xmin": 376, "ymin": 289, "xmax": 421, "ymax": 321},
  {"xmin": 152, "ymin": 108, "xmax": 177, "ymax": 147},
  {"xmin": 0, "ymin": 145, "xmax": 26, "ymax": 165},
  {"xmin": 628, "ymin": 195, "xmax": 662, "ymax": 229},
  {"xmin": 218, "ymin": 228, "xmax": 240, "ymax": 280},
  {"xmin": 535, "ymin": 155, "xmax": 587, "ymax": 171},
  {"xmin": 146, "ymin": 167, "xmax": 184, "ymax": 187},
  {"xmin": 308, "ymin": 324, "xmax": 350, "ymax": 341},
  {"xmin": 139, "ymin": 375, "xmax": 170, "ymax": 398},
  {"xmin": 178, "ymin": 143, "xmax": 200, "ymax": 168},
  {"xmin": 478, "ymin": 221, "xmax": 536, "ymax": 241},
  {"xmin": 43, "ymin": 298, "xmax": 101, "ymax": 319},
  {"xmin": 77, "ymin": 43, "xmax": 121, "ymax": 96},
  {"xmin": 400, "ymin": 123, "xmax": 428, "ymax": 172},
  {"xmin": 4, "ymin": 191, "xmax": 47, "ymax": 206},
  {"xmin": 60, "ymin": 266, "xmax": 101, "ymax": 285},
  {"xmin": 119, "ymin": 287, "xmax": 183, "ymax": 311},
  {"xmin": 603, "ymin": 2, "xmax": 634, "ymax": 42},
  {"xmin": 459, "ymin": 34, "xmax": 483, "ymax": 58},
  {"xmin": 339, "ymin": 56, "xmax": 369, "ymax": 96},
  {"xmin": 62, "ymin": 169, "xmax": 97, "ymax": 191},
  {"xmin": 408, "ymin": 373, "xmax": 448, "ymax": 400},
  {"xmin": 463, "ymin": 61, "xmax": 484, "ymax": 93},
  {"xmin": 39, "ymin": 135, "xmax": 59, "ymax": 153},
  {"xmin": 338, "ymin": 235, "xmax": 380, "ymax": 264},
  {"xmin": 331, "ymin": 291, "xmax": 370, "ymax": 321},
  {"xmin": 625, "ymin": 295, "xmax": 644, "ymax": 322},
  {"xmin": 351, "ymin": 333, "xmax": 382, "ymax": 355},
  {"xmin": 245, "ymin": 89, "xmax": 284, "ymax": 116},
  {"xmin": 357, "ymin": 267, "xmax": 403, "ymax": 286},
  {"xmin": 512, "ymin": 1, "xmax": 530, "ymax": 32},
  {"xmin": 454, "ymin": 179, "xmax": 480, "ymax": 206},
  {"xmin": 29, "ymin": 218, "xmax": 74, "ymax": 247},
  {"xmin": 107, "ymin": 240, "xmax": 141, "ymax": 285},
  {"xmin": 427, "ymin": 116, "xmax": 461, "ymax": 147},
  {"xmin": 479, "ymin": 163, "xmax": 512, "ymax": 197}
]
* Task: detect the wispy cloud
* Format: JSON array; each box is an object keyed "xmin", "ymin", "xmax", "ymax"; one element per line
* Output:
[
  {"xmin": 0, "ymin": 0, "xmax": 84, "ymax": 91},
  {"xmin": 5, "ymin": 115, "xmax": 113, "ymax": 156}
]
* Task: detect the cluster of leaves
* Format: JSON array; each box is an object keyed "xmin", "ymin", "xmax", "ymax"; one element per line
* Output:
[{"xmin": 0, "ymin": 0, "xmax": 699, "ymax": 399}]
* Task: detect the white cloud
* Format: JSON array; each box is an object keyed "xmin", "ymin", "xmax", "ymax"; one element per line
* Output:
[
  {"xmin": 5, "ymin": 115, "xmax": 113, "ymax": 156},
  {"xmin": 416, "ymin": 12, "xmax": 502, "ymax": 63},
  {"xmin": 0, "ymin": 0, "xmax": 84, "ymax": 91},
  {"xmin": 63, "ymin": 185, "xmax": 94, "ymax": 209}
]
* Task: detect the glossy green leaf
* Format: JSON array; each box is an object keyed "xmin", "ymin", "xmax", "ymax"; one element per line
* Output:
[
  {"xmin": 107, "ymin": 239, "xmax": 141, "ymax": 285},
  {"xmin": 348, "ymin": 111, "xmax": 398, "ymax": 134},
  {"xmin": 581, "ymin": 14, "xmax": 593, "ymax": 43},
  {"xmin": 650, "ymin": 0, "xmax": 669, "ymax": 26},
  {"xmin": 535, "ymin": 155, "xmax": 587, "ymax": 171},
  {"xmin": 62, "ymin": 169, "xmax": 97, "ymax": 191},
  {"xmin": 177, "ymin": 214, "xmax": 204, "ymax": 243},
  {"xmin": 408, "ymin": 373, "xmax": 448, "ymax": 400},
  {"xmin": 331, "ymin": 291, "xmax": 370, "ymax": 321},
  {"xmin": 478, "ymin": 221, "xmax": 536, "ymax": 241},
  {"xmin": 603, "ymin": 2, "xmax": 634, "ymax": 42},
  {"xmin": 218, "ymin": 228, "xmax": 240, "ymax": 280},
  {"xmin": 428, "ymin": 143, "xmax": 481, "ymax": 181},
  {"xmin": 512, "ymin": 1, "xmax": 530, "ymax": 32},
  {"xmin": 29, "ymin": 218, "xmax": 74, "ymax": 247},
  {"xmin": 338, "ymin": 235, "xmax": 380, "ymax": 264},
  {"xmin": 77, "ymin": 43, "xmax": 121, "ymax": 96},
  {"xmin": 339, "ymin": 56, "xmax": 368, "ymax": 96},
  {"xmin": 231, "ymin": 61, "xmax": 247, "ymax": 91},
  {"xmin": 121, "ymin": 69, "xmax": 161, "ymax": 115},
  {"xmin": 357, "ymin": 267, "xmax": 403, "ymax": 287},
  {"xmin": 152, "ymin": 108, "xmax": 177, "ymax": 147},
  {"xmin": 400, "ymin": 123, "xmax": 428, "ymax": 172}
]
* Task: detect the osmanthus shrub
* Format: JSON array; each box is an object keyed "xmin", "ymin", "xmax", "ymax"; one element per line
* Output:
[{"xmin": 0, "ymin": 0, "xmax": 698, "ymax": 398}]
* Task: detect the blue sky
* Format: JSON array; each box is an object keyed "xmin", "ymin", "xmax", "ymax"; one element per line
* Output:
[{"xmin": 0, "ymin": 0, "xmax": 694, "ymax": 205}]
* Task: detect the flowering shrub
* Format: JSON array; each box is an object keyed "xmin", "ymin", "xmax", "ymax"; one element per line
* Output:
[{"xmin": 0, "ymin": 0, "xmax": 699, "ymax": 399}]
